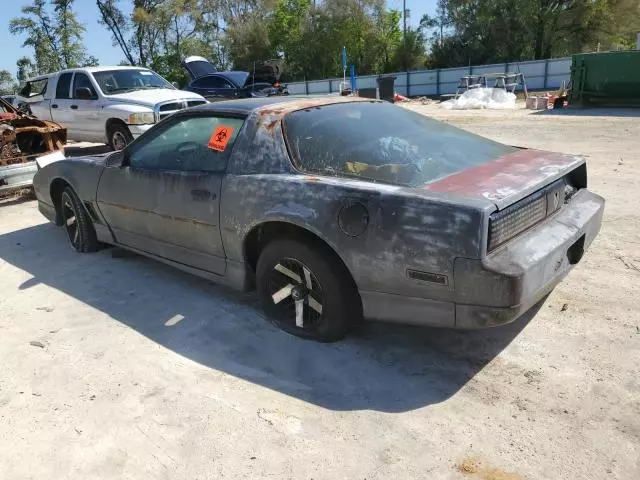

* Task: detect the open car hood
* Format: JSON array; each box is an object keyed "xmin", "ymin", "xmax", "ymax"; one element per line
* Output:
[
  {"xmin": 181, "ymin": 56, "xmax": 217, "ymax": 80},
  {"xmin": 181, "ymin": 56, "xmax": 284, "ymax": 84}
]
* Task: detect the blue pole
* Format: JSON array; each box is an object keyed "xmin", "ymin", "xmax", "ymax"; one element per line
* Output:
[{"xmin": 350, "ymin": 64, "xmax": 356, "ymax": 92}]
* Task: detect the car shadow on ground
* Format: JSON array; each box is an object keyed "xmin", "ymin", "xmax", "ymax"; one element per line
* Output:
[{"xmin": 1, "ymin": 222, "xmax": 540, "ymax": 413}]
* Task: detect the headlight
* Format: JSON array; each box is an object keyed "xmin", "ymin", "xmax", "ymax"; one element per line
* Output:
[{"xmin": 128, "ymin": 112, "xmax": 155, "ymax": 125}]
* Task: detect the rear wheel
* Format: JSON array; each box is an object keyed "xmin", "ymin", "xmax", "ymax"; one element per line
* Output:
[
  {"xmin": 60, "ymin": 187, "xmax": 100, "ymax": 253},
  {"xmin": 256, "ymin": 239, "xmax": 360, "ymax": 342},
  {"xmin": 108, "ymin": 123, "xmax": 133, "ymax": 151}
]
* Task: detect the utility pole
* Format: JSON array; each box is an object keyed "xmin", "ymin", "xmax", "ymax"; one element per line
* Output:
[{"xmin": 403, "ymin": 0, "xmax": 407, "ymax": 71}]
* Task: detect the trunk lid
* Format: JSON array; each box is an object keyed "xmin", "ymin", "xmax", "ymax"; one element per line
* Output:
[{"xmin": 423, "ymin": 149, "xmax": 585, "ymax": 210}]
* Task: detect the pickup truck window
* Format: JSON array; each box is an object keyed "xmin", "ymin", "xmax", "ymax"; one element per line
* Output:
[
  {"xmin": 93, "ymin": 69, "xmax": 173, "ymax": 95},
  {"xmin": 73, "ymin": 73, "xmax": 96, "ymax": 98},
  {"xmin": 56, "ymin": 73, "xmax": 73, "ymax": 99},
  {"xmin": 128, "ymin": 115, "xmax": 245, "ymax": 173},
  {"xmin": 19, "ymin": 79, "xmax": 48, "ymax": 98}
]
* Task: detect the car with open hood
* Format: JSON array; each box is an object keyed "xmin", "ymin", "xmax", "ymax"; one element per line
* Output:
[
  {"xmin": 182, "ymin": 56, "xmax": 288, "ymax": 101},
  {"xmin": 32, "ymin": 97, "xmax": 604, "ymax": 342}
]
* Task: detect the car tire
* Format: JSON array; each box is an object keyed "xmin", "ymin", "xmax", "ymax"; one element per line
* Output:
[
  {"xmin": 256, "ymin": 238, "xmax": 361, "ymax": 342},
  {"xmin": 108, "ymin": 123, "xmax": 133, "ymax": 151},
  {"xmin": 60, "ymin": 187, "xmax": 100, "ymax": 253}
]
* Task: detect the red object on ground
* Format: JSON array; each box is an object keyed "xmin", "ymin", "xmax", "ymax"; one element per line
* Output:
[{"xmin": 394, "ymin": 93, "xmax": 409, "ymax": 102}]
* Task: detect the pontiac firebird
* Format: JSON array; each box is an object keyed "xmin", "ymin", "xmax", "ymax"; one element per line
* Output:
[{"xmin": 33, "ymin": 97, "xmax": 604, "ymax": 341}]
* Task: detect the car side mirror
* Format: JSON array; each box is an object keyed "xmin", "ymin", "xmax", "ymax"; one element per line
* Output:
[
  {"xmin": 172, "ymin": 82, "xmax": 180, "ymax": 89},
  {"xmin": 120, "ymin": 150, "xmax": 132, "ymax": 167},
  {"xmin": 106, "ymin": 149, "xmax": 128, "ymax": 167},
  {"xmin": 76, "ymin": 87, "xmax": 96, "ymax": 99}
]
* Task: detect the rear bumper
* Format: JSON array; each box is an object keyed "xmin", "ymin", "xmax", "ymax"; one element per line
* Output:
[
  {"xmin": 361, "ymin": 189, "xmax": 605, "ymax": 329},
  {"xmin": 0, "ymin": 161, "xmax": 37, "ymax": 194}
]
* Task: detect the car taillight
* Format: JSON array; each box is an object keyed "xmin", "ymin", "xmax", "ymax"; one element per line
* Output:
[{"xmin": 488, "ymin": 191, "xmax": 547, "ymax": 252}]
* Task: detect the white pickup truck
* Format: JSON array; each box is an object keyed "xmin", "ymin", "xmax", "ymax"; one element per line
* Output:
[{"xmin": 17, "ymin": 66, "xmax": 207, "ymax": 149}]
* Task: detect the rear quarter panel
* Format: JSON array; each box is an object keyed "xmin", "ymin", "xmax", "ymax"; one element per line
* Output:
[{"xmin": 221, "ymin": 173, "xmax": 488, "ymax": 302}]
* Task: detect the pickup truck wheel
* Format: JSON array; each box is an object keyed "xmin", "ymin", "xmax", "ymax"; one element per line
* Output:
[
  {"xmin": 256, "ymin": 239, "xmax": 359, "ymax": 342},
  {"xmin": 108, "ymin": 124, "xmax": 133, "ymax": 151},
  {"xmin": 60, "ymin": 187, "xmax": 100, "ymax": 253}
]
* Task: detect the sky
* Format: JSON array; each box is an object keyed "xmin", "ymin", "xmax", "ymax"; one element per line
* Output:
[{"xmin": 1, "ymin": 0, "xmax": 436, "ymax": 78}]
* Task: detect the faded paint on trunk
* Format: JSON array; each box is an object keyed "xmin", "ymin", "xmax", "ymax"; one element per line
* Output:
[{"xmin": 424, "ymin": 149, "xmax": 585, "ymax": 209}]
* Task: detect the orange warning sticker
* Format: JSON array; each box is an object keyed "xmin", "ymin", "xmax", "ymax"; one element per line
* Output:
[{"xmin": 208, "ymin": 125, "xmax": 234, "ymax": 152}]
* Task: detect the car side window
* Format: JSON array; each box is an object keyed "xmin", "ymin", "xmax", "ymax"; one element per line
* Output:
[
  {"xmin": 127, "ymin": 115, "xmax": 245, "ymax": 173},
  {"xmin": 56, "ymin": 73, "xmax": 73, "ymax": 99},
  {"xmin": 72, "ymin": 73, "xmax": 97, "ymax": 98}
]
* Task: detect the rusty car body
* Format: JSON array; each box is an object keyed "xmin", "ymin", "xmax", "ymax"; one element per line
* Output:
[
  {"xmin": 0, "ymin": 97, "xmax": 66, "ymax": 195},
  {"xmin": 32, "ymin": 97, "xmax": 604, "ymax": 341}
]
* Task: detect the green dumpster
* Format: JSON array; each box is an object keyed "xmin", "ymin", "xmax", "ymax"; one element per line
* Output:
[{"xmin": 569, "ymin": 51, "xmax": 640, "ymax": 107}]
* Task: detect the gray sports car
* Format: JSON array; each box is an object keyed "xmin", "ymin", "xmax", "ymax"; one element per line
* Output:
[{"xmin": 33, "ymin": 97, "xmax": 604, "ymax": 341}]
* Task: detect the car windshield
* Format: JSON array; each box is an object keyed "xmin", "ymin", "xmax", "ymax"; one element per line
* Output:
[
  {"xmin": 93, "ymin": 69, "xmax": 174, "ymax": 95},
  {"xmin": 224, "ymin": 71, "xmax": 249, "ymax": 87},
  {"xmin": 284, "ymin": 101, "xmax": 517, "ymax": 187}
]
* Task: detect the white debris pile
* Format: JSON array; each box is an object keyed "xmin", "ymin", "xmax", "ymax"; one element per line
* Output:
[{"xmin": 441, "ymin": 88, "xmax": 517, "ymax": 110}]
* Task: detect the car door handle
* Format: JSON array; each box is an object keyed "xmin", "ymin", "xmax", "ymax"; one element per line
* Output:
[
  {"xmin": 51, "ymin": 104, "xmax": 58, "ymax": 109},
  {"xmin": 70, "ymin": 105, "xmax": 78, "ymax": 110},
  {"xmin": 191, "ymin": 189, "xmax": 215, "ymax": 200}
]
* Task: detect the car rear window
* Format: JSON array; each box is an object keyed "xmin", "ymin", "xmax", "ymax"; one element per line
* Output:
[{"xmin": 283, "ymin": 101, "xmax": 516, "ymax": 187}]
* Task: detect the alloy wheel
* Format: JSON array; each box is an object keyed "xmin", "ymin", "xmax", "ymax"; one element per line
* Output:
[
  {"xmin": 267, "ymin": 258, "xmax": 324, "ymax": 329},
  {"xmin": 62, "ymin": 194, "xmax": 80, "ymax": 250}
]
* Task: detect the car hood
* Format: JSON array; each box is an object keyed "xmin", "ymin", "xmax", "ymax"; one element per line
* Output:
[
  {"xmin": 106, "ymin": 88, "xmax": 205, "ymax": 107},
  {"xmin": 423, "ymin": 149, "xmax": 585, "ymax": 210},
  {"xmin": 182, "ymin": 56, "xmax": 217, "ymax": 80},
  {"xmin": 182, "ymin": 55, "xmax": 283, "ymax": 84}
]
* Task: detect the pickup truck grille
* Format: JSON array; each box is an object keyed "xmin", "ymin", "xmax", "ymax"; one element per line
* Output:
[
  {"xmin": 488, "ymin": 179, "xmax": 568, "ymax": 252},
  {"xmin": 154, "ymin": 99, "xmax": 207, "ymax": 122}
]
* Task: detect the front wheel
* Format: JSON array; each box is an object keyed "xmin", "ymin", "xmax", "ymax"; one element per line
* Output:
[
  {"xmin": 256, "ymin": 239, "xmax": 361, "ymax": 342},
  {"xmin": 60, "ymin": 187, "xmax": 100, "ymax": 253},
  {"xmin": 108, "ymin": 123, "xmax": 133, "ymax": 151}
]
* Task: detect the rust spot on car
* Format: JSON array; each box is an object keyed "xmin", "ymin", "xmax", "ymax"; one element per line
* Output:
[
  {"xmin": 265, "ymin": 119, "xmax": 279, "ymax": 134},
  {"xmin": 424, "ymin": 149, "xmax": 584, "ymax": 202},
  {"xmin": 303, "ymin": 176, "xmax": 321, "ymax": 183},
  {"xmin": 256, "ymin": 96, "xmax": 373, "ymax": 119}
]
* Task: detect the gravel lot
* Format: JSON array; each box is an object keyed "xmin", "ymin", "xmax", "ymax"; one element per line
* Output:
[{"xmin": 1, "ymin": 105, "xmax": 638, "ymax": 480}]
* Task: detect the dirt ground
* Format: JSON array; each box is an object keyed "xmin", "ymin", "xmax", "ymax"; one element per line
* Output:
[{"xmin": 1, "ymin": 104, "xmax": 638, "ymax": 480}]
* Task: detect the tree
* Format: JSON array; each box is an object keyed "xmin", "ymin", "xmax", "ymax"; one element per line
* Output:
[
  {"xmin": 10, "ymin": 0, "xmax": 96, "ymax": 74},
  {"xmin": 9, "ymin": 0, "xmax": 62, "ymax": 73},
  {"xmin": 16, "ymin": 57, "xmax": 38, "ymax": 83},
  {"xmin": 390, "ymin": 28, "xmax": 427, "ymax": 72},
  {"xmin": 421, "ymin": 0, "xmax": 451, "ymax": 49},
  {"xmin": 52, "ymin": 0, "xmax": 87, "ymax": 68},
  {"xmin": 425, "ymin": 0, "xmax": 633, "ymax": 68},
  {"xmin": 96, "ymin": 0, "xmax": 137, "ymax": 65},
  {"xmin": 0, "ymin": 70, "xmax": 18, "ymax": 95}
]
